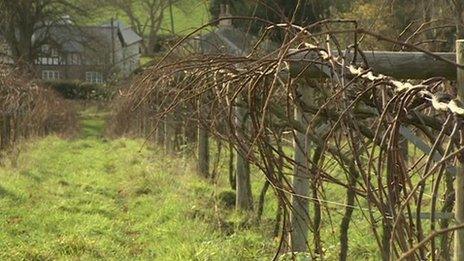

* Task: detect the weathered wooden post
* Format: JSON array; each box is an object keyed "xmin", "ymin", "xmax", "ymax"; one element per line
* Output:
[
  {"xmin": 0, "ymin": 114, "xmax": 11, "ymax": 150},
  {"xmin": 0, "ymin": 116, "xmax": 4, "ymax": 151},
  {"xmin": 290, "ymin": 85, "xmax": 312, "ymax": 253},
  {"xmin": 235, "ymin": 98, "xmax": 253, "ymax": 211},
  {"xmin": 228, "ymin": 141, "xmax": 236, "ymax": 190},
  {"xmin": 454, "ymin": 39, "xmax": 464, "ymax": 261},
  {"xmin": 197, "ymin": 98, "xmax": 209, "ymax": 178},
  {"xmin": 156, "ymin": 119, "xmax": 165, "ymax": 146},
  {"xmin": 197, "ymin": 127, "xmax": 209, "ymax": 176},
  {"xmin": 164, "ymin": 117, "xmax": 175, "ymax": 154}
]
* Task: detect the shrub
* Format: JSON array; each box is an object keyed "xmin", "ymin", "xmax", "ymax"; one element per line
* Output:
[
  {"xmin": 217, "ymin": 190, "xmax": 236, "ymax": 208},
  {"xmin": 44, "ymin": 80, "xmax": 115, "ymax": 100},
  {"xmin": 0, "ymin": 66, "xmax": 78, "ymax": 151}
]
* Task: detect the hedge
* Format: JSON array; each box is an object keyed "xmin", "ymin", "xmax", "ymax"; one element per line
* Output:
[{"xmin": 43, "ymin": 80, "xmax": 115, "ymax": 100}]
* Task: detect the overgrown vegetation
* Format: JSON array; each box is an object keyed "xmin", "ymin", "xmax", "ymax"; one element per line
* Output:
[
  {"xmin": 4, "ymin": 0, "xmax": 464, "ymax": 260},
  {"xmin": 0, "ymin": 107, "xmax": 277, "ymax": 260},
  {"xmin": 107, "ymin": 7, "xmax": 464, "ymax": 258},
  {"xmin": 45, "ymin": 80, "xmax": 115, "ymax": 101},
  {"xmin": 0, "ymin": 66, "xmax": 78, "ymax": 155}
]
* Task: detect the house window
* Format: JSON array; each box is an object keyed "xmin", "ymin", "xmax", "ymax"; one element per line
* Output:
[
  {"xmin": 86, "ymin": 71, "xmax": 103, "ymax": 84},
  {"xmin": 42, "ymin": 70, "xmax": 60, "ymax": 81},
  {"xmin": 41, "ymin": 44, "xmax": 50, "ymax": 54},
  {"xmin": 67, "ymin": 53, "xmax": 81, "ymax": 65},
  {"xmin": 41, "ymin": 44, "xmax": 58, "ymax": 57},
  {"xmin": 37, "ymin": 44, "xmax": 62, "ymax": 65},
  {"xmin": 51, "ymin": 48, "xmax": 58, "ymax": 57},
  {"xmin": 37, "ymin": 57, "xmax": 59, "ymax": 65}
]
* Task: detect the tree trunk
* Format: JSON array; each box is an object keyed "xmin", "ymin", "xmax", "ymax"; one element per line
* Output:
[
  {"xmin": 381, "ymin": 219, "xmax": 392, "ymax": 261},
  {"xmin": 273, "ymin": 133, "xmax": 286, "ymax": 238},
  {"xmin": 339, "ymin": 169, "xmax": 360, "ymax": 261},
  {"xmin": 440, "ymin": 182, "xmax": 455, "ymax": 261},
  {"xmin": 257, "ymin": 180, "xmax": 270, "ymax": 222}
]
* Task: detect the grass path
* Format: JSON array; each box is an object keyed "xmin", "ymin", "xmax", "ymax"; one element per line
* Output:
[{"xmin": 0, "ymin": 108, "xmax": 273, "ymax": 260}]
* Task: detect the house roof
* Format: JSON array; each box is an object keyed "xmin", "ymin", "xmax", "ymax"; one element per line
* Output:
[
  {"xmin": 99, "ymin": 20, "xmax": 142, "ymax": 46},
  {"xmin": 33, "ymin": 21, "xmax": 142, "ymax": 53},
  {"xmin": 41, "ymin": 25, "xmax": 85, "ymax": 52},
  {"xmin": 120, "ymin": 27, "xmax": 142, "ymax": 46}
]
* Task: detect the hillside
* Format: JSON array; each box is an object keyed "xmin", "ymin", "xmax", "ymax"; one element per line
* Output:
[
  {"xmin": 89, "ymin": 0, "xmax": 211, "ymax": 36},
  {"xmin": 164, "ymin": 0, "xmax": 211, "ymax": 35}
]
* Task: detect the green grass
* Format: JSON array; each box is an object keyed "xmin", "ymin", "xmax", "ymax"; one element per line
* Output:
[
  {"xmin": 79, "ymin": 106, "xmax": 107, "ymax": 138},
  {"xmin": 164, "ymin": 0, "xmax": 211, "ymax": 35},
  {"xmin": 0, "ymin": 106, "xmax": 384, "ymax": 260},
  {"xmin": 90, "ymin": 0, "xmax": 211, "ymax": 36},
  {"xmin": 0, "ymin": 108, "xmax": 274, "ymax": 260},
  {"xmin": 207, "ymin": 141, "xmax": 382, "ymax": 260}
]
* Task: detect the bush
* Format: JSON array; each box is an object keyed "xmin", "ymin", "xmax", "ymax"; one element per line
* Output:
[
  {"xmin": 0, "ymin": 66, "xmax": 79, "ymax": 150},
  {"xmin": 217, "ymin": 190, "xmax": 236, "ymax": 208},
  {"xmin": 44, "ymin": 80, "xmax": 115, "ymax": 100}
]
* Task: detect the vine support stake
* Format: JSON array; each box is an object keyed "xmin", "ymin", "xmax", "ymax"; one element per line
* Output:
[
  {"xmin": 454, "ymin": 39, "xmax": 464, "ymax": 261},
  {"xmin": 290, "ymin": 85, "xmax": 312, "ymax": 253},
  {"xmin": 164, "ymin": 116, "xmax": 175, "ymax": 154},
  {"xmin": 197, "ymin": 98, "xmax": 209, "ymax": 178},
  {"xmin": 235, "ymin": 97, "xmax": 253, "ymax": 211}
]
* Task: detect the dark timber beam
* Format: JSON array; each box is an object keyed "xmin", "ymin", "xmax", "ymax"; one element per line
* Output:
[{"xmin": 288, "ymin": 50, "xmax": 457, "ymax": 80}]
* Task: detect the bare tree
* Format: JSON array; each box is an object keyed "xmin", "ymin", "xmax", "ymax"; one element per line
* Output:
[
  {"xmin": 0, "ymin": 0, "xmax": 87, "ymax": 65},
  {"xmin": 101, "ymin": 0, "xmax": 181, "ymax": 55}
]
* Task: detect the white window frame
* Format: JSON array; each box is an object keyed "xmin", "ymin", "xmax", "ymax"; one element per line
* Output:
[
  {"xmin": 41, "ymin": 44, "xmax": 50, "ymax": 54},
  {"xmin": 85, "ymin": 71, "xmax": 103, "ymax": 84},
  {"xmin": 41, "ymin": 70, "xmax": 60, "ymax": 81},
  {"xmin": 51, "ymin": 48, "xmax": 58, "ymax": 57},
  {"xmin": 67, "ymin": 53, "xmax": 81, "ymax": 65}
]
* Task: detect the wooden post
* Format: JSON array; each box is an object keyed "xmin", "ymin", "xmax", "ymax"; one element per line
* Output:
[
  {"xmin": 290, "ymin": 50, "xmax": 457, "ymax": 80},
  {"xmin": 0, "ymin": 116, "xmax": 4, "ymax": 151},
  {"xmin": 235, "ymin": 99, "xmax": 253, "ymax": 211},
  {"xmin": 454, "ymin": 39, "xmax": 464, "ymax": 261},
  {"xmin": 164, "ymin": 117, "xmax": 175, "ymax": 154},
  {"xmin": 290, "ymin": 85, "xmax": 311, "ymax": 253},
  {"xmin": 197, "ymin": 99, "xmax": 209, "ymax": 177},
  {"xmin": 156, "ymin": 120, "xmax": 165, "ymax": 146},
  {"xmin": 0, "ymin": 114, "xmax": 11, "ymax": 150},
  {"xmin": 228, "ymin": 141, "xmax": 235, "ymax": 190}
]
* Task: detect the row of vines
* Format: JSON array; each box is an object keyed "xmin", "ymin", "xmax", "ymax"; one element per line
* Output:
[
  {"xmin": 0, "ymin": 65, "xmax": 78, "ymax": 157},
  {"xmin": 108, "ymin": 21, "xmax": 464, "ymax": 260}
]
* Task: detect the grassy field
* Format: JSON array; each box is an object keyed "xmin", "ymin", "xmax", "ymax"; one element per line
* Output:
[
  {"xmin": 165, "ymin": 0, "xmax": 211, "ymax": 35},
  {"xmin": 91, "ymin": 0, "xmax": 211, "ymax": 36},
  {"xmin": 0, "ymin": 106, "xmax": 382, "ymax": 260},
  {"xmin": 0, "ymin": 107, "xmax": 274, "ymax": 260}
]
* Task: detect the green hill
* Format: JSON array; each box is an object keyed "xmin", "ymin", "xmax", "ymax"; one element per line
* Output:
[
  {"xmin": 89, "ymin": 0, "xmax": 211, "ymax": 36},
  {"xmin": 163, "ymin": 0, "xmax": 211, "ymax": 35}
]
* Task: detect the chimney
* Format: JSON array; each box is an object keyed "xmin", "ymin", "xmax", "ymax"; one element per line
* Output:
[{"xmin": 218, "ymin": 4, "xmax": 232, "ymax": 27}]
